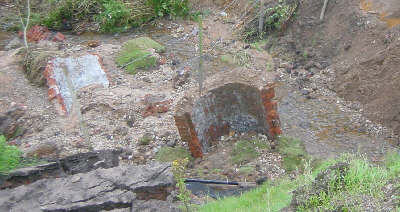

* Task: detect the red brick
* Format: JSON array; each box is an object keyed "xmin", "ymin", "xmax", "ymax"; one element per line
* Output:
[{"xmin": 52, "ymin": 32, "xmax": 65, "ymax": 42}]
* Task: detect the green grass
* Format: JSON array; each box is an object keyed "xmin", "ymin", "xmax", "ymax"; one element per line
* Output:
[
  {"xmin": 231, "ymin": 139, "xmax": 270, "ymax": 165},
  {"xmin": 116, "ymin": 37, "xmax": 165, "ymax": 74},
  {"xmin": 0, "ymin": 135, "xmax": 22, "ymax": 173},
  {"xmin": 199, "ymin": 151, "xmax": 400, "ymax": 212},
  {"xmin": 155, "ymin": 146, "xmax": 193, "ymax": 162},
  {"xmin": 199, "ymin": 178, "xmax": 299, "ymax": 212},
  {"xmin": 276, "ymin": 136, "xmax": 310, "ymax": 172},
  {"xmin": 139, "ymin": 135, "xmax": 152, "ymax": 145}
]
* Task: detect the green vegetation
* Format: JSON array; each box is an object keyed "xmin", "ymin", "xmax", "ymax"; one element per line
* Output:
[
  {"xmin": 231, "ymin": 139, "xmax": 269, "ymax": 165},
  {"xmin": 276, "ymin": 136, "xmax": 310, "ymax": 172},
  {"xmin": 96, "ymin": 0, "xmax": 131, "ymax": 32},
  {"xmin": 147, "ymin": 0, "xmax": 190, "ymax": 18},
  {"xmin": 31, "ymin": 0, "xmax": 190, "ymax": 32},
  {"xmin": 0, "ymin": 135, "xmax": 22, "ymax": 173},
  {"xmin": 116, "ymin": 37, "xmax": 165, "ymax": 74},
  {"xmin": 241, "ymin": 0, "xmax": 298, "ymax": 42},
  {"xmin": 139, "ymin": 135, "xmax": 152, "ymax": 145},
  {"xmin": 156, "ymin": 146, "xmax": 192, "ymax": 162},
  {"xmin": 172, "ymin": 158, "xmax": 193, "ymax": 212},
  {"xmin": 199, "ymin": 152, "xmax": 400, "ymax": 212}
]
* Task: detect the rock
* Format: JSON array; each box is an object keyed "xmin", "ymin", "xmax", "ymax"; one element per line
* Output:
[
  {"xmin": 131, "ymin": 200, "xmax": 179, "ymax": 212},
  {"xmin": 142, "ymin": 94, "xmax": 171, "ymax": 118},
  {"xmin": 1, "ymin": 149, "xmax": 122, "ymax": 189},
  {"xmin": 0, "ymin": 105, "xmax": 26, "ymax": 140},
  {"xmin": 0, "ymin": 162, "xmax": 175, "ymax": 212},
  {"xmin": 24, "ymin": 142, "xmax": 59, "ymax": 158},
  {"xmin": 176, "ymin": 26, "xmax": 184, "ymax": 33},
  {"xmin": 5, "ymin": 37, "xmax": 22, "ymax": 50},
  {"xmin": 52, "ymin": 32, "xmax": 65, "ymax": 42},
  {"xmin": 173, "ymin": 67, "xmax": 190, "ymax": 88},
  {"xmin": 166, "ymin": 139, "xmax": 176, "ymax": 147}
]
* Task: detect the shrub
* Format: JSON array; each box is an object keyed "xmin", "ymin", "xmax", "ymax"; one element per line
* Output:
[
  {"xmin": 96, "ymin": 0, "xmax": 131, "ymax": 32},
  {"xmin": 147, "ymin": 0, "xmax": 190, "ymax": 18},
  {"xmin": 0, "ymin": 135, "xmax": 22, "ymax": 173}
]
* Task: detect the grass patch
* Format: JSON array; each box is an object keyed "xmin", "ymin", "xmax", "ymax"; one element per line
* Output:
[
  {"xmin": 199, "ymin": 151, "xmax": 400, "ymax": 212},
  {"xmin": 231, "ymin": 139, "xmax": 269, "ymax": 165},
  {"xmin": 0, "ymin": 135, "xmax": 22, "ymax": 173},
  {"xmin": 155, "ymin": 146, "xmax": 192, "ymax": 162},
  {"xmin": 276, "ymin": 136, "xmax": 310, "ymax": 172},
  {"xmin": 116, "ymin": 37, "xmax": 165, "ymax": 74},
  {"xmin": 139, "ymin": 135, "xmax": 152, "ymax": 145}
]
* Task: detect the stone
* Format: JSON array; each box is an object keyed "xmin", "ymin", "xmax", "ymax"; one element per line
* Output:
[
  {"xmin": 52, "ymin": 32, "xmax": 65, "ymax": 42},
  {"xmin": 142, "ymin": 94, "xmax": 171, "ymax": 118},
  {"xmin": 0, "ymin": 162, "xmax": 175, "ymax": 212},
  {"xmin": 44, "ymin": 54, "xmax": 109, "ymax": 113},
  {"xmin": 173, "ymin": 67, "xmax": 190, "ymax": 89},
  {"xmin": 24, "ymin": 142, "xmax": 59, "ymax": 158},
  {"xmin": 0, "ymin": 149, "xmax": 122, "ymax": 189},
  {"xmin": 0, "ymin": 105, "xmax": 26, "ymax": 139}
]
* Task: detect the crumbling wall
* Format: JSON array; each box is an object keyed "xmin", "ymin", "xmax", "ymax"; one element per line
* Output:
[{"xmin": 175, "ymin": 82, "xmax": 281, "ymax": 158}]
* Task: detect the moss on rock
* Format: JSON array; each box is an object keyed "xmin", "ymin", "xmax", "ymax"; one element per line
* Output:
[{"xmin": 116, "ymin": 37, "xmax": 165, "ymax": 74}]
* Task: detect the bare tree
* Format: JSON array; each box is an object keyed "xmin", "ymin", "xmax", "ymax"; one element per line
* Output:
[{"xmin": 17, "ymin": 0, "xmax": 31, "ymax": 50}]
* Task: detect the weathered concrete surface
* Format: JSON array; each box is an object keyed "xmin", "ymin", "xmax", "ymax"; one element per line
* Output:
[
  {"xmin": 175, "ymin": 69, "xmax": 281, "ymax": 157},
  {"xmin": 0, "ymin": 149, "xmax": 122, "ymax": 189},
  {"xmin": 0, "ymin": 162, "xmax": 174, "ymax": 212},
  {"xmin": 44, "ymin": 54, "xmax": 109, "ymax": 113}
]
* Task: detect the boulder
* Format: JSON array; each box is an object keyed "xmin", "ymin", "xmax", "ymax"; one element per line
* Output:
[
  {"xmin": 1, "ymin": 149, "xmax": 122, "ymax": 189},
  {"xmin": 0, "ymin": 162, "xmax": 175, "ymax": 212}
]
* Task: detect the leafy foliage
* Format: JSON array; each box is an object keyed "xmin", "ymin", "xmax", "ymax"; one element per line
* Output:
[
  {"xmin": 147, "ymin": 0, "xmax": 190, "ymax": 18},
  {"xmin": 96, "ymin": 0, "xmax": 130, "ymax": 32},
  {"xmin": 172, "ymin": 158, "xmax": 192, "ymax": 212},
  {"xmin": 0, "ymin": 135, "xmax": 22, "ymax": 173}
]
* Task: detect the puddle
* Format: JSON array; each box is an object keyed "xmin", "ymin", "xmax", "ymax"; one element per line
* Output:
[{"xmin": 360, "ymin": 0, "xmax": 400, "ymax": 28}]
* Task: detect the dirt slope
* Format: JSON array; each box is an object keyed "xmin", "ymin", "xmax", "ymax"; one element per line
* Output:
[{"xmin": 276, "ymin": 0, "xmax": 400, "ymax": 137}]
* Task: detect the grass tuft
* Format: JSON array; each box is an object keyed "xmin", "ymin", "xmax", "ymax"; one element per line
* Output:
[
  {"xmin": 231, "ymin": 139, "xmax": 269, "ymax": 165},
  {"xmin": 155, "ymin": 146, "xmax": 193, "ymax": 162},
  {"xmin": 276, "ymin": 136, "xmax": 310, "ymax": 172},
  {"xmin": 0, "ymin": 135, "xmax": 22, "ymax": 173}
]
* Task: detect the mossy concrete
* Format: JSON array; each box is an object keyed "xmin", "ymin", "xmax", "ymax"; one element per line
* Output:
[{"xmin": 116, "ymin": 37, "xmax": 165, "ymax": 74}]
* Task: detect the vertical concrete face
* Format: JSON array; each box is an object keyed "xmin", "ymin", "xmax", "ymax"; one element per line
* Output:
[
  {"xmin": 44, "ymin": 54, "xmax": 109, "ymax": 113},
  {"xmin": 175, "ymin": 82, "xmax": 282, "ymax": 158}
]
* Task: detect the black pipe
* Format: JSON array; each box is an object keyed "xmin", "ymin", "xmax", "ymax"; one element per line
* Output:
[{"xmin": 184, "ymin": 178, "xmax": 239, "ymax": 185}]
